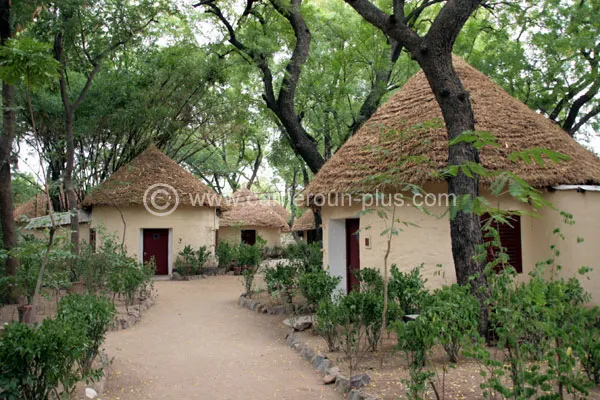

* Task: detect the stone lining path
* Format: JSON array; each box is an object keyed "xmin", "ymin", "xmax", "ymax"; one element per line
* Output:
[{"xmin": 101, "ymin": 276, "xmax": 341, "ymax": 400}]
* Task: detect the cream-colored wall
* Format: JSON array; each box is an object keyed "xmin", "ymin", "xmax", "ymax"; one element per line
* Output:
[
  {"xmin": 21, "ymin": 223, "xmax": 91, "ymax": 245},
  {"xmin": 91, "ymin": 205, "xmax": 219, "ymax": 273},
  {"xmin": 321, "ymin": 183, "xmax": 600, "ymax": 304},
  {"xmin": 218, "ymin": 226, "xmax": 282, "ymax": 247}
]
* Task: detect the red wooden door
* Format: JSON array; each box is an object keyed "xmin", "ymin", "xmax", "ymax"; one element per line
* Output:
[
  {"xmin": 346, "ymin": 219, "xmax": 360, "ymax": 292},
  {"xmin": 143, "ymin": 229, "xmax": 169, "ymax": 275},
  {"xmin": 241, "ymin": 229, "xmax": 256, "ymax": 246}
]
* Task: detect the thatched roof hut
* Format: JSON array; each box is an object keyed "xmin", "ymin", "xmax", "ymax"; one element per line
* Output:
[
  {"xmin": 81, "ymin": 145, "xmax": 225, "ymax": 209},
  {"xmin": 291, "ymin": 210, "xmax": 316, "ymax": 232},
  {"xmin": 13, "ymin": 193, "xmax": 50, "ymax": 222},
  {"xmin": 220, "ymin": 188, "xmax": 289, "ymax": 230},
  {"xmin": 306, "ymin": 58, "xmax": 600, "ymax": 198},
  {"xmin": 266, "ymin": 200, "xmax": 291, "ymax": 223}
]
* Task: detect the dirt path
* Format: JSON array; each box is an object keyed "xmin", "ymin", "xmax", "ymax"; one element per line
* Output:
[{"xmin": 101, "ymin": 276, "xmax": 340, "ymax": 400}]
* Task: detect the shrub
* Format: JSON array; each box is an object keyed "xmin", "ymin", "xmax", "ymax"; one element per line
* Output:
[
  {"xmin": 174, "ymin": 245, "xmax": 210, "ymax": 276},
  {"xmin": 107, "ymin": 256, "xmax": 155, "ymax": 306},
  {"xmin": 473, "ymin": 267, "xmax": 594, "ymax": 399},
  {"xmin": 354, "ymin": 267, "xmax": 384, "ymax": 294},
  {"xmin": 237, "ymin": 243, "xmax": 262, "ymax": 267},
  {"xmin": 393, "ymin": 316, "xmax": 438, "ymax": 399},
  {"xmin": 216, "ymin": 242, "xmax": 236, "ymax": 269},
  {"xmin": 0, "ymin": 318, "xmax": 94, "ymax": 398},
  {"xmin": 283, "ymin": 242, "xmax": 322, "ymax": 273},
  {"xmin": 297, "ymin": 268, "xmax": 340, "ymax": 309},
  {"xmin": 56, "ymin": 294, "xmax": 116, "ymax": 374},
  {"xmin": 264, "ymin": 262, "xmax": 297, "ymax": 304},
  {"xmin": 577, "ymin": 307, "xmax": 600, "ymax": 384},
  {"xmin": 315, "ymin": 298, "xmax": 341, "ymax": 351},
  {"xmin": 423, "ymin": 284, "xmax": 479, "ymax": 363},
  {"xmin": 388, "ymin": 264, "xmax": 428, "ymax": 315}
]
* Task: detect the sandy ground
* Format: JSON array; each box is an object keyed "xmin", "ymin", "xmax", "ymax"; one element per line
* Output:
[{"xmin": 101, "ymin": 276, "xmax": 341, "ymax": 400}]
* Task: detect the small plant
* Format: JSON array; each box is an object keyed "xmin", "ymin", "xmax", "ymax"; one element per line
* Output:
[
  {"xmin": 576, "ymin": 307, "xmax": 600, "ymax": 384},
  {"xmin": 423, "ymin": 284, "xmax": 479, "ymax": 363},
  {"xmin": 297, "ymin": 268, "xmax": 340, "ymax": 309},
  {"xmin": 283, "ymin": 242, "xmax": 322, "ymax": 273},
  {"xmin": 393, "ymin": 316, "xmax": 439, "ymax": 400},
  {"xmin": 242, "ymin": 266, "xmax": 258, "ymax": 297},
  {"xmin": 174, "ymin": 245, "xmax": 210, "ymax": 276},
  {"xmin": 388, "ymin": 264, "xmax": 428, "ymax": 315},
  {"xmin": 216, "ymin": 241, "xmax": 237, "ymax": 270},
  {"xmin": 56, "ymin": 294, "xmax": 116, "ymax": 374},
  {"xmin": 264, "ymin": 262, "xmax": 297, "ymax": 304},
  {"xmin": 315, "ymin": 298, "xmax": 341, "ymax": 351},
  {"xmin": 237, "ymin": 243, "xmax": 262, "ymax": 269}
]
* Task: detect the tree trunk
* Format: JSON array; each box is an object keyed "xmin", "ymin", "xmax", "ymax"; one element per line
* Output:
[
  {"xmin": 417, "ymin": 53, "xmax": 489, "ymax": 336},
  {"xmin": 64, "ymin": 111, "xmax": 79, "ymax": 254},
  {"xmin": 0, "ymin": 0, "xmax": 19, "ymax": 303}
]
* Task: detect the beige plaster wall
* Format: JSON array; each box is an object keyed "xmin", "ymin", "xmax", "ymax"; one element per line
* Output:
[
  {"xmin": 91, "ymin": 205, "xmax": 219, "ymax": 271},
  {"xmin": 321, "ymin": 183, "xmax": 600, "ymax": 304},
  {"xmin": 218, "ymin": 226, "xmax": 282, "ymax": 247}
]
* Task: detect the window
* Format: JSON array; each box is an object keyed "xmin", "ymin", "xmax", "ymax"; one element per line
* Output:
[{"xmin": 481, "ymin": 214, "xmax": 523, "ymax": 273}]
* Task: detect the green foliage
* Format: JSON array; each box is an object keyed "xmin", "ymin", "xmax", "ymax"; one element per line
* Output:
[
  {"xmin": 0, "ymin": 37, "xmax": 60, "ymax": 87},
  {"xmin": 216, "ymin": 242, "xmax": 237, "ymax": 269},
  {"xmin": 471, "ymin": 267, "xmax": 595, "ymax": 398},
  {"xmin": 174, "ymin": 245, "xmax": 210, "ymax": 276},
  {"xmin": 264, "ymin": 262, "xmax": 298, "ymax": 304},
  {"xmin": 423, "ymin": 285, "xmax": 480, "ymax": 363},
  {"xmin": 237, "ymin": 243, "xmax": 262, "ymax": 267},
  {"xmin": 393, "ymin": 316, "xmax": 438, "ymax": 400},
  {"xmin": 297, "ymin": 268, "xmax": 341, "ymax": 309},
  {"xmin": 0, "ymin": 294, "xmax": 113, "ymax": 400},
  {"xmin": 56, "ymin": 294, "xmax": 116, "ymax": 375},
  {"xmin": 106, "ymin": 257, "xmax": 155, "ymax": 306},
  {"xmin": 388, "ymin": 264, "xmax": 428, "ymax": 315},
  {"xmin": 283, "ymin": 241, "xmax": 323, "ymax": 273},
  {"xmin": 576, "ymin": 307, "xmax": 600, "ymax": 385},
  {"xmin": 315, "ymin": 298, "xmax": 341, "ymax": 352},
  {"xmin": 242, "ymin": 266, "xmax": 258, "ymax": 297},
  {"xmin": 354, "ymin": 267, "xmax": 384, "ymax": 294}
]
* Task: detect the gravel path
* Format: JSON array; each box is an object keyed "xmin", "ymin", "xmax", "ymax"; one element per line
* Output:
[{"xmin": 101, "ymin": 276, "xmax": 340, "ymax": 400}]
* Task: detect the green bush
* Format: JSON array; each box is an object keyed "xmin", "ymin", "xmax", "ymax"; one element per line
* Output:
[
  {"xmin": 297, "ymin": 268, "xmax": 340, "ymax": 309},
  {"xmin": 237, "ymin": 243, "xmax": 262, "ymax": 267},
  {"xmin": 423, "ymin": 284, "xmax": 479, "ymax": 363},
  {"xmin": 264, "ymin": 262, "xmax": 297, "ymax": 304},
  {"xmin": 283, "ymin": 242, "xmax": 322, "ymax": 272},
  {"xmin": 56, "ymin": 294, "xmax": 116, "ymax": 374},
  {"xmin": 216, "ymin": 242, "xmax": 237, "ymax": 269},
  {"xmin": 354, "ymin": 267, "xmax": 384, "ymax": 294},
  {"xmin": 473, "ymin": 267, "xmax": 594, "ymax": 398},
  {"xmin": 576, "ymin": 307, "xmax": 600, "ymax": 384},
  {"xmin": 174, "ymin": 245, "xmax": 210, "ymax": 276},
  {"xmin": 315, "ymin": 298, "xmax": 341, "ymax": 351},
  {"xmin": 0, "ymin": 317, "xmax": 96, "ymax": 399},
  {"xmin": 107, "ymin": 256, "xmax": 155, "ymax": 306},
  {"xmin": 388, "ymin": 264, "xmax": 428, "ymax": 315},
  {"xmin": 393, "ymin": 316, "xmax": 438, "ymax": 399}
]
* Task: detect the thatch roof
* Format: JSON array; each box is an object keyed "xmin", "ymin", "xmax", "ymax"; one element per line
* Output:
[
  {"xmin": 81, "ymin": 145, "xmax": 225, "ymax": 209},
  {"xmin": 13, "ymin": 193, "xmax": 50, "ymax": 222},
  {"xmin": 306, "ymin": 58, "xmax": 600, "ymax": 198},
  {"xmin": 220, "ymin": 188, "xmax": 290, "ymax": 230},
  {"xmin": 291, "ymin": 210, "xmax": 316, "ymax": 232},
  {"xmin": 24, "ymin": 210, "xmax": 92, "ymax": 230},
  {"xmin": 266, "ymin": 200, "xmax": 291, "ymax": 223}
]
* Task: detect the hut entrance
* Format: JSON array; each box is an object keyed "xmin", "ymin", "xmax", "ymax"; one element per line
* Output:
[
  {"xmin": 143, "ymin": 229, "xmax": 169, "ymax": 275},
  {"xmin": 345, "ymin": 219, "xmax": 360, "ymax": 292},
  {"xmin": 241, "ymin": 229, "xmax": 257, "ymax": 246}
]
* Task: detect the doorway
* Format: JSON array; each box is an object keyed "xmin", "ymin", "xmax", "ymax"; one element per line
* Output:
[
  {"xmin": 241, "ymin": 229, "xmax": 257, "ymax": 246},
  {"xmin": 345, "ymin": 218, "xmax": 360, "ymax": 292},
  {"xmin": 143, "ymin": 229, "xmax": 169, "ymax": 275}
]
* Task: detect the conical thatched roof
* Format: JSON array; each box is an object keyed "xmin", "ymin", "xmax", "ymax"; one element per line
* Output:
[
  {"xmin": 13, "ymin": 193, "xmax": 50, "ymax": 222},
  {"xmin": 220, "ymin": 188, "xmax": 290, "ymax": 229},
  {"xmin": 81, "ymin": 145, "xmax": 225, "ymax": 208},
  {"xmin": 266, "ymin": 200, "xmax": 291, "ymax": 232},
  {"xmin": 291, "ymin": 210, "xmax": 316, "ymax": 232},
  {"xmin": 306, "ymin": 58, "xmax": 600, "ymax": 197}
]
